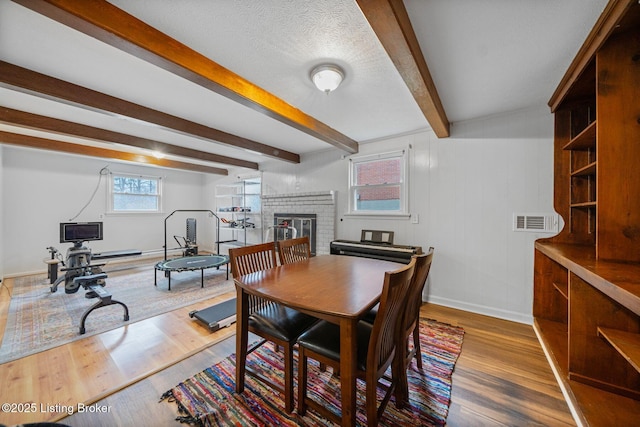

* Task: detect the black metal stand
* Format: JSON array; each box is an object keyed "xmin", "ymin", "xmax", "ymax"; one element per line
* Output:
[{"xmin": 79, "ymin": 284, "xmax": 129, "ymax": 334}]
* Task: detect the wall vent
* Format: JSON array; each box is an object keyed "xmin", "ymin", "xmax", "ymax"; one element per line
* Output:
[{"xmin": 513, "ymin": 213, "xmax": 559, "ymax": 233}]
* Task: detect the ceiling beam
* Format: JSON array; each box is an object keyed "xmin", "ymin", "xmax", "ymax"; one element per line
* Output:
[
  {"xmin": 0, "ymin": 107, "xmax": 258, "ymax": 170},
  {"xmin": 0, "ymin": 61, "xmax": 298, "ymax": 164},
  {"xmin": 12, "ymin": 0, "xmax": 359, "ymax": 154},
  {"xmin": 0, "ymin": 131, "xmax": 228, "ymax": 175},
  {"xmin": 356, "ymin": 0, "xmax": 450, "ymax": 138}
]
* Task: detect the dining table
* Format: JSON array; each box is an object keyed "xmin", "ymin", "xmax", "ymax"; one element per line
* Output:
[{"xmin": 234, "ymin": 254, "xmax": 404, "ymax": 427}]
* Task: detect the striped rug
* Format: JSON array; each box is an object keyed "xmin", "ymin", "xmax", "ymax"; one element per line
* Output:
[{"xmin": 161, "ymin": 318, "xmax": 464, "ymax": 426}]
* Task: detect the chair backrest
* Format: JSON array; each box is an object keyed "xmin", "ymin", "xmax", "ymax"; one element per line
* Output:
[
  {"xmin": 228, "ymin": 242, "xmax": 278, "ymax": 278},
  {"xmin": 403, "ymin": 247, "xmax": 434, "ymax": 333},
  {"xmin": 367, "ymin": 258, "xmax": 416, "ymax": 377},
  {"xmin": 276, "ymin": 236, "xmax": 311, "ymax": 265}
]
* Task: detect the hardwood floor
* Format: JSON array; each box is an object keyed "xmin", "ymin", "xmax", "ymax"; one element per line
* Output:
[{"xmin": 0, "ymin": 273, "xmax": 575, "ymax": 426}]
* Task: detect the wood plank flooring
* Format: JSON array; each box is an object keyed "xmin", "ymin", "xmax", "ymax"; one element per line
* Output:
[{"xmin": 0, "ymin": 273, "xmax": 575, "ymax": 426}]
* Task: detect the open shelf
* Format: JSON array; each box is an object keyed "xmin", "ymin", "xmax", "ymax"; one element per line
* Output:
[
  {"xmin": 563, "ymin": 120, "xmax": 596, "ymax": 151},
  {"xmin": 598, "ymin": 327, "xmax": 640, "ymax": 374},
  {"xmin": 571, "ymin": 161, "xmax": 596, "ymax": 177},
  {"xmin": 553, "ymin": 281, "xmax": 569, "ymax": 300},
  {"xmin": 215, "ymin": 177, "xmax": 262, "ymax": 247},
  {"xmin": 535, "ymin": 3, "xmax": 640, "ymax": 425},
  {"xmin": 570, "ymin": 201, "xmax": 597, "ymax": 209}
]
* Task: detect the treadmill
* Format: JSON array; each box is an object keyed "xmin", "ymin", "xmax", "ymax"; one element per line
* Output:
[{"xmin": 189, "ymin": 298, "xmax": 236, "ymax": 332}]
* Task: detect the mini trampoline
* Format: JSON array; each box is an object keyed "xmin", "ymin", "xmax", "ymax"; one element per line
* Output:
[{"xmin": 154, "ymin": 254, "xmax": 229, "ymax": 291}]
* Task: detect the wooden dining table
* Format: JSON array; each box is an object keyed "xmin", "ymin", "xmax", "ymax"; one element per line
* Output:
[{"xmin": 234, "ymin": 254, "xmax": 403, "ymax": 427}]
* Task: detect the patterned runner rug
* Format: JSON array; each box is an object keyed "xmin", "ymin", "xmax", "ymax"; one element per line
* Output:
[
  {"xmin": 0, "ymin": 261, "xmax": 233, "ymax": 363},
  {"xmin": 161, "ymin": 318, "xmax": 464, "ymax": 426}
]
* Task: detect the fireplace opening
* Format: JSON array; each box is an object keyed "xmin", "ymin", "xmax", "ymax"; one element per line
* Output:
[{"xmin": 273, "ymin": 213, "xmax": 317, "ymax": 255}]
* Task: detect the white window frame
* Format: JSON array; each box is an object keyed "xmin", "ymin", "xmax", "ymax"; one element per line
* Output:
[
  {"xmin": 346, "ymin": 149, "xmax": 409, "ymax": 217},
  {"xmin": 108, "ymin": 172, "xmax": 163, "ymax": 214}
]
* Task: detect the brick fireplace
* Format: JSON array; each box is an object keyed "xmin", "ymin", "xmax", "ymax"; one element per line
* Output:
[{"xmin": 261, "ymin": 191, "xmax": 336, "ymax": 255}]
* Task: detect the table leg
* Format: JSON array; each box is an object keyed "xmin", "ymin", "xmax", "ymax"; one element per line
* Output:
[
  {"xmin": 340, "ymin": 317, "xmax": 357, "ymax": 427},
  {"xmin": 235, "ymin": 287, "xmax": 249, "ymax": 394}
]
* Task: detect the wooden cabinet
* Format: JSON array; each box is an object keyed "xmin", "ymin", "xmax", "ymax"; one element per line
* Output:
[{"xmin": 533, "ymin": 1, "xmax": 640, "ymax": 425}]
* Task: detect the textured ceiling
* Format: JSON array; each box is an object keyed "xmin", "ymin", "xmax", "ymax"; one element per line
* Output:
[{"xmin": 0, "ymin": 0, "xmax": 610, "ymax": 174}]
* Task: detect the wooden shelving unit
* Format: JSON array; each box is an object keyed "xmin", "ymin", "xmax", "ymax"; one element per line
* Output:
[{"xmin": 533, "ymin": 1, "xmax": 640, "ymax": 425}]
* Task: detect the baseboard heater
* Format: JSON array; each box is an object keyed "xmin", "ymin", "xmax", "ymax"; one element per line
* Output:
[
  {"xmin": 189, "ymin": 298, "xmax": 236, "ymax": 332},
  {"xmin": 92, "ymin": 249, "xmax": 142, "ymax": 260}
]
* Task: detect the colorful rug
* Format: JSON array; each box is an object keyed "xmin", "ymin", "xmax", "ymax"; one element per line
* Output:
[
  {"xmin": 0, "ymin": 260, "xmax": 234, "ymax": 363},
  {"xmin": 161, "ymin": 318, "xmax": 464, "ymax": 426}
]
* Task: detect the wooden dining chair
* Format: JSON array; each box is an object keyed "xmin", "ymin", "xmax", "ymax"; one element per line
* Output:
[
  {"xmin": 229, "ymin": 242, "xmax": 319, "ymax": 413},
  {"xmin": 276, "ymin": 236, "xmax": 311, "ymax": 265},
  {"xmin": 394, "ymin": 248, "xmax": 435, "ymax": 407},
  {"xmin": 296, "ymin": 258, "xmax": 416, "ymax": 426}
]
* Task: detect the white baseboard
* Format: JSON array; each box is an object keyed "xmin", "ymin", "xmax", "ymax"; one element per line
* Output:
[{"xmin": 426, "ymin": 295, "xmax": 533, "ymax": 325}]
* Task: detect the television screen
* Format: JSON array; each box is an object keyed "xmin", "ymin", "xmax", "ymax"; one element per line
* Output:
[{"xmin": 60, "ymin": 222, "xmax": 103, "ymax": 243}]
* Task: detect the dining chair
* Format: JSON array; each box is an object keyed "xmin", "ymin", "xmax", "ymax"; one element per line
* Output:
[
  {"xmin": 276, "ymin": 236, "xmax": 311, "ymax": 265},
  {"xmin": 275, "ymin": 236, "xmax": 329, "ymax": 370},
  {"xmin": 296, "ymin": 258, "xmax": 416, "ymax": 426},
  {"xmin": 362, "ymin": 249, "xmax": 434, "ymax": 351},
  {"xmin": 393, "ymin": 248, "xmax": 435, "ymax": 407},
  {"xmin": 229, "ymin": 242, "xmax": 319, "ymax": 413}
]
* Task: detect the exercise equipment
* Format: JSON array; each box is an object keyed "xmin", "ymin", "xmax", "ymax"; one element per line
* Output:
[
  {"xmin": 189, "ymin": 297, "xmax": 236, "ymax": 331},
  {"xmin": 154, "ymin": 254, "xmax": 229, "ymax": 290},
  {"xmin": 159, "ymin": 210, "xmax": 228, "ymax": 290},
  {"xmin": 44, "ymin": 246, "xmax": 62, "ymax": 284},
  {"xmin": 75, "ymin": 272, "xmax": 129, "ymax": 335},
  {"xmin": 163, "ymin": 210, "xmax": 221, "ymax": 260},
  {"xmin": 51, "ymin": 241, "xmax": 105, "ymax": 294},
  {"xmin": 172, "ymin": 217, "xmax": 199, "ymax": 257},
  {"xmin": 49, "ymin": 222, "xmax": 129, "ymax": 334}
]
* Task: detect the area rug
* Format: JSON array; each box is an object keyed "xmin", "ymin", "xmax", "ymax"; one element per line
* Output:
[
  {"xmin": 0, "ymin": 261, "xmax": 234, "ymax": 363},
  {"xmin": 161, "ymin": 318, "xmax": 464, "ymax": 426}
]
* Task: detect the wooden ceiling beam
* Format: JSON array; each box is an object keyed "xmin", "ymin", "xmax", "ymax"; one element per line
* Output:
[
  {"xmin": 0, "ymin": 131, "xmax": 228, "ymax": 175},
  {"xmin": 12, "ymin": 0, "xmax": 359, "ymax": 154},
  {"xmin": 357, "ymin": 0, "xmax": 450, "ymax": 138},
  {"xmin": 0, "ymin": 61, "xmax": 297, "ymax": 163},
  {"xmin": 0, "ymin": 107, "xmax": 258, "ymax": 170}
]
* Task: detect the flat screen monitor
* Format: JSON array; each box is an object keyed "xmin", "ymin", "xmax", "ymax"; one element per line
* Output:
[{"xmin": 60, "ymin": 222, "xmax": 103, "ymax": 243}]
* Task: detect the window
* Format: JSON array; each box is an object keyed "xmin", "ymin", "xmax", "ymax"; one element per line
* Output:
[
  {"xmin": 109, "ymin": 173, "xmax": 162, "ymax": 213},
  {"xmin": 348, "ymin": 150, "xmax": 408, "ymax": 215}
]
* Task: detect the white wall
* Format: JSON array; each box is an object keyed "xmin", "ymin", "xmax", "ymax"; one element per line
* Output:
[
  {"xmin": 253, "ymin": 105, "xmax": 555, "ymax": 323},
  {"xmin": 2, "ymin": 105, "xmax": 555, "ymax": 322},
  {"xmin": 2, "ymin": 146, "xmax": 207, "ymax": 276},
  {"xmin": 427, "ymin": 106, "xmax": 555, "ymax": 323}
]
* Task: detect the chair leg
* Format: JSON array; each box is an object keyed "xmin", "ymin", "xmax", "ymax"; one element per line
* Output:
[
  {"xmin": 284, "ymin": 345, "xmax": 294, "ymax": 413},
  {"xmin": 413, "ymin": 327, "xmax": 422, "ymax": 369},
  {"xmin": 395, "ymin": 343, "xmax": 410, "ymax": 409},
  {"xmin": 297, "ymin": 348, "xmax": 308, "ymax": 416},
  {"xmin": 365, "ymin": 374, "xmax": 379, "ymax": 427}
]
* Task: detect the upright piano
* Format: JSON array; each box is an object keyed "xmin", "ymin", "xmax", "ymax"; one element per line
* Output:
[{"xmin": 330, "ymin": 230, "xmax": 422, "ymax": 264}]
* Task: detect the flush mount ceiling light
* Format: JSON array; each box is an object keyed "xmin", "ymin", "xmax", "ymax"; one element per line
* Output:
[{"xmin": 310, "ymin": 64, "xmax": 345, "ymax": 94}]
